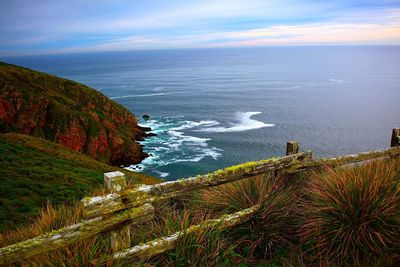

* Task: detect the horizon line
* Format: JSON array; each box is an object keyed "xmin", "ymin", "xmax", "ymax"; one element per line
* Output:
[{"xmin": 2, "ymin": 44, "xmax": 400, "ymax": 58}]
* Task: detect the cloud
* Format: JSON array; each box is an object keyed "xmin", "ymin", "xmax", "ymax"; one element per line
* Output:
[{"xmin": 1, "ymin": 1, "xmax": 400, "ymax": 56}]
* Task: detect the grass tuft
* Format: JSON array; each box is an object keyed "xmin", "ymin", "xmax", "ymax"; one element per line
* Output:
[
  {"xmin": 300, "ymin": 158, "xmax": 400, "ymax": 265},
  {"xmin": 197, "ymin": 173, "xmax": 298, "ymax": 260},
  {"xmin": 0, "ymin": 202, "xmax": 112, "ymax": 266}
]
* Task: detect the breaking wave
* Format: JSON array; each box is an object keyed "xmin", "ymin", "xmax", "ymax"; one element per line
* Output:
[
  {"xmin": 126, "ymin": 112, "xmax": 274, "ymax": 178},
  {"xmin": 126, "ymin": 116, "xmax": 223, "ymax": 175},
  {"xmin": 329, "ymin": 78, "xmax": 352, "ymax": 84},
  {"xmin": 195, "ymin": 112, "xmax": 274, "ymax": 133}
]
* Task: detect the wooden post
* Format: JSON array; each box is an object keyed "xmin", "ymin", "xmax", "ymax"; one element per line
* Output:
[
  {"xmin": 286, "ymin": 141, "xmax": 299, "ymax": 155},
  {"xmin": 391, "ymin": 128, "xmax": 400, "ymax": 147},
  {"xmin": 104, "ymin": 171, "xmax": 130, "ymax": 252}
]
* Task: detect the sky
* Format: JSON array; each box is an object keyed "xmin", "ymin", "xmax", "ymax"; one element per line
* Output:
[{"xmin": 1, "ymin": 0, "xmax": 400, "ymax": 56}]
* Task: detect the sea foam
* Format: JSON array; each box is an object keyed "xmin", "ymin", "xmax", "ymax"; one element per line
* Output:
[
  {"xmin": 126, "ymin": 112, "xmax": 273, "ymax": 178},
  {"xmin": 195, "ymin": 111, "xmax": 274, "ymax": 133},
  {"xmin": 329, "ymin": 78, "xmax": 352, "ymax": 84},
  {"xmin": 126, "ymin": 116, "xmax": 223, "ymax": 176}
]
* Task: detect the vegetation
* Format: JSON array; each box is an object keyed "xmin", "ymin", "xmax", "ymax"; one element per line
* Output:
[
  {"xmin": 0, "ymin": 133, "xmax": 159, "ymax": 232},
  {"xmin": 300, "ymin": 158, "xmax": 400, "ymax": 265},
  {"xmin": 196, "ymin": 173, "xmax": 297, "ymax": 260},
  {"xmin": 1, "ymin": 157, "xmax": 399, "ymax": 266},
  {"xmin": 0, "ymin": 62, "xmax": 148, "ymax": 166},
  {"xmin": 0, "ymin": 202, "xmax": 112, "ymax": 266},
  {"xmin": 2, "ymin": 63, "xmax": 399, "ymax": 265}
]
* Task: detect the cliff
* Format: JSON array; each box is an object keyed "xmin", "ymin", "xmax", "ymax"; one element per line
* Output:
[{"xmin": 0, "ymin": 62, "xmax": 149, "ymax": 166}]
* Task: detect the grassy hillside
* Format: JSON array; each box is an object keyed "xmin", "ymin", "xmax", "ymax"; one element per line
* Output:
[
  {"xmin": 0, "ymin": 133, "xmax": 159, "ymax": 232},
  {"xmin": 0, "ymin": 62, "xmax": 149, "ymax": 166}
]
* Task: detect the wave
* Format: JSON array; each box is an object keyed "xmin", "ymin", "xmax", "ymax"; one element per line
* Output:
[
  {"xmin": 126, "ymin": 112, "xmax": 273, "ymax": 177},
  {"xmin": 171, "ymin": 120, "xmax": 220, "ymax": 131},
  {"xmin": 154, "ymin": 170, "xmax": 169, "ymax": 178},
  {"xmin": 329, "ymin": 78, "xmax": 352, "ymax": 84},
  {"xmin": 151, "ymin": 86, "xmax": 165, "ymax": 91},
  {"xmin": 110, "ymin": 92, "xmax": 171, "ymax": 99},
  {"xmin": 195, "ymin": 112, "xmax": 274, "ymax": 133},
  {"xmin": 126, "ymin": 116, "xmax": 223, "ymax": 175}
]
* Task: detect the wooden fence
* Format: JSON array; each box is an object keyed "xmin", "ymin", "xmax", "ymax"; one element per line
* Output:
[{"xmin": 1, "ymin": 128, "xmax": 399, "ymax": 265}]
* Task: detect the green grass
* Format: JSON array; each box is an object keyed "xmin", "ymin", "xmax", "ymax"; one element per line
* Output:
[{"xmin": 0, "ymin": 133, "xmax": 159, "ymax": 232}]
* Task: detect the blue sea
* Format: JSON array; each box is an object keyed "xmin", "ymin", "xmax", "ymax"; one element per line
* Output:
[{"xmin": 2, "ymin": 46, "xmax": 400, "ymax": 180}]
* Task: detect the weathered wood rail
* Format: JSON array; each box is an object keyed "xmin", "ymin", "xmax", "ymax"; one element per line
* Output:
[
  {"xmin": 81, "ymin": 151, "xmax": 313, "ymax": 220},
  {"xmin": 112, "ymin": 205, "xmax": 260, "ymax": 262},
  {"xmin": 1, "ymin": 128, "xmax": 399, "ymax": 265}
]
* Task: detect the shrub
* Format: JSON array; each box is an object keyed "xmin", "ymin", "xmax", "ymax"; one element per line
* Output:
[
  {"xmin": 300, "ymin": 158, "xmax": 400, "ymax": 265},
  {"xmin": 197, "ymin": 173, "xmax": 298, "ymax": 259}
]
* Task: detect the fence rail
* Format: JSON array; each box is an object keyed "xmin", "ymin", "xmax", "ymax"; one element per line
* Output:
[
  {"xmin": 1, "ymin": 128, "xmax": 399, "ymax": 265},
  {"xmin": 111, "ymin": 204, "xmax": 260, "ymax": 263},
  {"xmin": 81, "ymin": 151, "xmax": 313, "ymax": 219}
]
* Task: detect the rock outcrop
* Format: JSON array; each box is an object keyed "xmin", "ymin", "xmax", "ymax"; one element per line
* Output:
[{"xmin": 0, "ymin": 62, "xmax": 149, "ymax": 166}]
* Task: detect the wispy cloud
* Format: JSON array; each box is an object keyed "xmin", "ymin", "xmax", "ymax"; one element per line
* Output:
[{"xmin": 1, "ymin": 0, "xmax": 399, "ymax": 56}]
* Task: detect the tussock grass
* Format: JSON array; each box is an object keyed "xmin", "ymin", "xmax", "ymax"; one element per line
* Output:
[
  {"xmin": 196, "ymin": 173, "xmax": 298, "ymax": 260},
  {"xmin": 1, "ymin": 157, "xmax": 400, "ymax": 266},
  {"xmin": 0, "ymin": 203, "xmax": 111, "ymax": 266},
  {"xmin": 300, "ymin": 158, "xmax": 400, "ymax": 266},
  {"xmin": 144, "ymin": 208, "xmax": 238, "ymax": 267}
]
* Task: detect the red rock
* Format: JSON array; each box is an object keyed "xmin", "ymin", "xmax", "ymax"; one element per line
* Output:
[{"xmin": 0, "ymin": 63, "xmax": 150, "ymax": 166}]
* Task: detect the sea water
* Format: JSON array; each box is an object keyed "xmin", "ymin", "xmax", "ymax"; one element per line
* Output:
[{"xmin": 3, "ymin": 46, "xmax": 400, "ymax": 180}]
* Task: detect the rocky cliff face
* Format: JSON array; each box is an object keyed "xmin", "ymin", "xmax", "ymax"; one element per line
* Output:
[{"xmin": 0, "ymin": 62, "xmax": 149, "ymax": 166}]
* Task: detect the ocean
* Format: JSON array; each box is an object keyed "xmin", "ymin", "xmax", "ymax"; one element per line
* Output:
[{"xmin": 2, "ymin": 46, "xmax": 400, "ymax": 180}]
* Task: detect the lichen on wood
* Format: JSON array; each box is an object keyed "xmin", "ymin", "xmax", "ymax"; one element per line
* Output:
[
  {"xmin": 311, "ymin": 146, "xmax": 400, "ymax": 168},
  {"xmin": 286, "ymin": 141, "xmax": 299, "ymax": 155},
  {"xmin": 0, "ymin": 203, "xmax": 154, "ymax": 265},
  {"xmin": 104, "ymin": 171, "xmax": 131, "ymax": 252},
  {"xmin": 82, "ymin": 147, "xmax": 400, "ymax": 220},
  {"xmin": 391, "ymin": 128, "xmax": 400, "ymax": 147},
  {"xmin": 82, "ymin": 152, "xmax": 313, "ymax": 219},
  {"xmin": 111, "ymin": 205, "xmax": 260, "ymax": 262}
]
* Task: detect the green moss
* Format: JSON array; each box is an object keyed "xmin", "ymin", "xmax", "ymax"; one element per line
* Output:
[{"xmin": 213, "ymin": 157, "xmax": 278, "ymax": 177}]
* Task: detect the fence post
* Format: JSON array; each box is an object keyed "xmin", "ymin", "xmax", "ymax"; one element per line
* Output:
[
  {"xmin": 104, "ymin": 171, "xmax": 130, "ymax": 252},
  {"xmin": 391, "ymin": 128, "xmax": 400, "ymax": 147},
  {"xmin": 286, "ymin": 141, "xmax": 299, "ymax": 155}
]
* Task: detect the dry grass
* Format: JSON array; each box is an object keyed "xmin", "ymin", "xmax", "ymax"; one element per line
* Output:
[
  {"xmin": 2, "ymin": 157, "xmax": 400, "ymax": 266},
  {"xmin": 0, "ymin": 180, "xmax": 155, "ymax": 266},
  {"xmin": 300, "ymin": 157, "xmax": 400, "ymax": 266},
  {"xmin": 0, "ymin": 203, "xmax": 112, "ymax": 266},
  {"xmin": 145, "ymin": 206, "xmax": 237, "ymax": 267},
  {"xmin": 198, "ymin": 172, "xmax": 277, "ymax": 211},
  {"xmin": 196, "ymin": 173, "xmax": 298, "ymax": 260}
]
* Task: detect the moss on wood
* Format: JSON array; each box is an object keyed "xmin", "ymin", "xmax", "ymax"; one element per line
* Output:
[
  {"xmin": 82, "ymin": 152, "xmax": 312, "ymax": 219},
  {"xmin": 111, "ymin": 205, "xmax": 260, "ymax": 262},
  {"xmin": 0, "ymin": 204, "xmax": 154, "ymax": 265}
]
